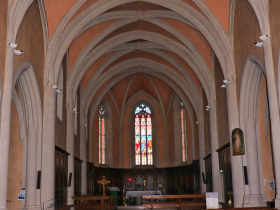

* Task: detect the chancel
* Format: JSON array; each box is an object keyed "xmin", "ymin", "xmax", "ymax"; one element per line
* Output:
[{"xmin": 1, "ymin": 1, "xmax": 280, "ymax": 210}]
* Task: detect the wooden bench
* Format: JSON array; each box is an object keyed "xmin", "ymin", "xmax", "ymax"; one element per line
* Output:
[
  {"xmin": 201, "ymin": 208, "xmax": 276, "ymax": 210},
  {"xmin": 142, "ymin": 194, "xmax": 206, "ymax": 210},
  {"xmin": 72, "ymin": 195, "xmax": 117, "ymax": 210}
]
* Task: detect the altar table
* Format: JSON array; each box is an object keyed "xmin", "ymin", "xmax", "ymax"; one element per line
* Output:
[{"xmin": 126, "ymin": 190, "xmax": 161, "ymax": 199}]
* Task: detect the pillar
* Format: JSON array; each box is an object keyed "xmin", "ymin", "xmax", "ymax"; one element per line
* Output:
[
  {"xmin": 80, "ymin": 125, "xmax": 87, "ymax": 195},
  {"xmin": 225, "ymin": 74, "xmax": 244, "ymax": 207},
  {"xmin": 198, "ymin": 120, "xmax": 206, "ymax": 193},
  {"xmin": 243, "ymin": 117, "xmax": 265, "ymax": 206},
  {"xmin": 0, "ymin": 48, "xmax": 15, "ymax": 210},
  {"xmin": 67, "ymin": 109, "xmax": 75, "ymax": 205},
  {"xmin": 24, "ymin": 127, "xmax": 39, "ymax": 209},
  {"xmin": 209, "ymin": 104, "xmax": 223, "ymax": 202},
  {"xmin": 262, "ymin": 36, "xmax": 280, "ymax": 208},
  {"xmin": 41, "ymin": 86, "xmax": 56, "ymax": 204}
]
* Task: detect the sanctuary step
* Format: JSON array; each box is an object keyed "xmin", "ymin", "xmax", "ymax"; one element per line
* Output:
[{"xmin": 118, "ymin": 206, "xmax": 176, "ymax": 210}]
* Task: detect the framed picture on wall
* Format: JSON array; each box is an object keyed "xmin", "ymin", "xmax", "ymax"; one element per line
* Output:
[{"xmin": 231, "ymin": 128, "xmax": 245, "ymax": 156}]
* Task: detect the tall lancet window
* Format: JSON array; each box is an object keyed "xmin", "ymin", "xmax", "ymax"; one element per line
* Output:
[
  {"xmin": 180, "ymin": 102, "xmax": 187, "ymax": 162},
  {"xmin": 99, "ymin": 106, "xmax": 106, "ymax": 164},
  {"xmin": 135, "ymin": 104, "xmax": 153, "ymax": 165}
]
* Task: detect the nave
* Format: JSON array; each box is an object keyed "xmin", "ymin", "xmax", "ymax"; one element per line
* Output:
[{"xmin": 0, "ymin": 1, "xmax": 280, "ymax": 210}]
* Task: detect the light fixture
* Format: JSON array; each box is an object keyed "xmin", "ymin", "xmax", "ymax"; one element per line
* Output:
[
  {"xmin": 220, "ymin": 84, "xmax": 226, "ymax": 88},
  {"xmin": 14, "ymin": 50, "xmax": 24, "ymax": 55},
  {"xmin": 206, "ymin": 105, "xmax": 211, "ymax": 109},
  {"xmin": 72, "ymin": 108, "xmax": 77, "ymax": 111},
  {"xmin": 259, "ymin": 35, "xmax": 268, "ymax": 42},
  {"xmin": 223, "ymin": 79, "xmax": 229, "ymax": 84},
  {"xmin": 56, "ymin": 89, "xmax": 62, "ymax": 93},
  {"xmin": 205, "ymin": 108, "xmax": 209, "ymax": 111},
  {"xmin": 83, "ymin": 124, "xmax": 87, "ymax": 127},
  {"xmin": 8, "ymin": 43, "xmax": 17, "ymax": 49},
  {"xmin": 51, "ymin": 85, "xmax": 57, "ymax": 89},
  {"xmin": 254, "ymin": 42, "xmax": 263, "ymax": 47},
  {"xmin": 74, "ymin": 111, "xmax": 79, "ymax": 114},
  {"xmin": 196, "ymin": 121, "xmax": 200, "ymax": 124}
]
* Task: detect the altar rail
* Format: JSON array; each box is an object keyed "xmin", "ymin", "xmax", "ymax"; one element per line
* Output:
[
  {"xmin": 72, "ymin": 195, "xmax": 117, "ymax": 210},
  {"xmin": 142, "ymin": 194, "xmax": 206, "ymax": 210}
]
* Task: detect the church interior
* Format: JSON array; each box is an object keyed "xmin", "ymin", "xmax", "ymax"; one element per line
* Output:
[{"xmin": 1, "ymin": 0, "xmax": 280, "ymax": 210}]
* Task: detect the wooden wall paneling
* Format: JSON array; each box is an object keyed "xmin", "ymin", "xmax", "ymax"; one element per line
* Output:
[{"xmin": 55, "ymin": 147, "xmax": 69, "ymax": 207}]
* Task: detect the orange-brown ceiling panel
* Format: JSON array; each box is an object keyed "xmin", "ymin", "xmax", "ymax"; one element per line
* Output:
[
  {"xmin": 203, "ymin": 0, "xmax": 230, "ymax": 34},
  {"xmin": 68, "ymin": 20, "xmax": 117, "ymax": 74},
  {"xmin": 107, "ymin": 2, "xmax": 171, "ymax": 12},
  {"xmin": 44, "ymin": 0, "xmax": 77, "ymax": 37},
  {"xmin": 68, "ymin": 0, "xmax": 100, "ymax": 25},
  {"xmin": 82, "ymin": 51, "xmax": 117, "ymax": 91},
  {"xmin": 160, "ymin": 18, "xmax": 212, "ymax": 72},
  {"xmin": 180, "ymin": 0, "xmax": 207, "ymax": 17},
  {"xmin": 90, "ymin": 75, "xmax": 117, "ymax": 107},
  {"xmin": 96, "ymin": 21, "xmax": 184, "ymax": 48},
  {"xmin": 150, "ymin": 76, "xmax": 174, "ymax": 113},
  {"xmin": 110, "ymin": 75, "xmax": 133, "ymax": 110},
  {"xmin": 102, "ymin": 50, "xmax": 186, "ymax": 81},
  {"xmin": 161, "ymin": 50, "xmax": 202, "ymax": 94},
  {"xmin": 126, "ymin": 73, "xmax": 159, "ymax": 104}
]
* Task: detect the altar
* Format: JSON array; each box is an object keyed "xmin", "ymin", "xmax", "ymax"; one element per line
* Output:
[
  {"xmin": 126, "ymin": 190, "xmax": 162, "ymax": 199},
  {"xmin": 126, "ymin": 190, "xmax": 162, "ymax": 206}
]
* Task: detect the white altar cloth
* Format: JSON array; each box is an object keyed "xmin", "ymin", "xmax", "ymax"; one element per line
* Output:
[{"xmin": 126, "ymin": 190, "xmax": 161, "ymax": 199}]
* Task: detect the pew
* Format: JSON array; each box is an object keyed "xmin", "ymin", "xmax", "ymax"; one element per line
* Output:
[
  {"xmin": 142, "ymin": 194, "xmax": 206, "ymax": 210},
  {"xmin": 72, "ymin": 195, "xmax": 117, "ymax": 210}
]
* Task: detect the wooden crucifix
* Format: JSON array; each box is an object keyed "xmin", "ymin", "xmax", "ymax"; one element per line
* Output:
[{"xmin": 98, "ymin": 175, "xmax": 111, "ymax": 196}]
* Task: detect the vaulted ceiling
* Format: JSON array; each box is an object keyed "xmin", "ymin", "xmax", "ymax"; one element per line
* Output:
[{"xmin": 42, "ymin": 0, "xmax": 232, "ymax": 120}]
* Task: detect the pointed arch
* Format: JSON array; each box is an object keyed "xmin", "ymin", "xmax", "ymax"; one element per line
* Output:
[{"xmin": 12, "ymin": 60, "xmax": 43, "ymax": 208}]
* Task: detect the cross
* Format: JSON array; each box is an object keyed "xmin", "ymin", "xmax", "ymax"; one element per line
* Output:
[{"xmin": 98, "ymin": 175, "xmax": 111, "ymax": 196}]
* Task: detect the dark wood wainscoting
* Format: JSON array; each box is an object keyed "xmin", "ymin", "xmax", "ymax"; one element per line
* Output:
[
  {"xmin": 204, "ymin": 154, "xmax": 213, "ymax": 192},
  {"xmin": 55, "ymin": 146, "xmax": 69, "ymax": 207},
  {"xmin": 74, "ymin": 157, "xmax": 83, "ymax": 196},
  {"xmin": 217, "ymin": 143, "xmax": 233, "ymax": 204}
]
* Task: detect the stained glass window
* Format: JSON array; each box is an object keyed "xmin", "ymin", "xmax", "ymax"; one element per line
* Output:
[
  {"xmin": 99, "ymin": 106, "xmax": 105, "ymax": 164},
  {"xmin": 135, "ymin": 104, "xmax": 152, "ymax": 165},
  {"xmin": 180, "ymin": 103, "xmax": 187, "ymax": 162}
]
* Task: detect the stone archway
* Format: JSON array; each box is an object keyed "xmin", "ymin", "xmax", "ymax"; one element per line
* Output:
[{"xmin": 8, "ymin": 61, "xmax": 43, "ymax": 210}]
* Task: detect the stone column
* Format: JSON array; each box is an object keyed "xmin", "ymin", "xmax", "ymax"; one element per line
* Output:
[
  {"xmin": 25, "ymin": 127, "xmax": 38, "ymax": 209},
  {"xmin": 41, "ymin": 86, "xmax": 56, "ymax": 204},
  {"xmin": 67, "ymin": 109, "xmax": 75, "ymax": 205},
  {"xmin": 80, "ymin": 125, "xmax": 87, "ymax": 195},
  {"xmin": 198, "ymin": 120, "xmax": 206, "ymax": 193},
  {"xmin": 209, "ymin": 105, "xmax": 223, "ymax": 202},
  {"xmin": 225, "ymin": 75, "xmax": 244, "ymax": 207},
  {"xmin": 262, "ymin": 38, "xmax": 280, "ymax": 208},
  {"xmin": 243, "ymin": 117, "xmax": 265, "ymax": 206},
  {"xmin": 0, "ymin": 48, "xmax": 15, "ymax": 210}
]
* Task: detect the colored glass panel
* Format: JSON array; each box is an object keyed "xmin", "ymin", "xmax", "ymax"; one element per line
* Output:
[
  {"xmin": 135, "ymin": 115, "xmax": 140, "ymax": 135},
  {"xmin": 135, "ymin": 107, "xmax": 141, "ymax": 114},
  {"xmin": 141, "ymin": 115, "xmax": 146, "ymax": 134},
  {"xmin": 102, "ymin": 118, "xmax": 105, "ymax": 164},
  {"xmin": 135, "ymin": 136, "xmax": 140, "ymax": 165},
  {"xmin": 181, "ymin": 109, "xmax": 187, "ymax": 162},
  {"xmin": 99, "ymin": 117, "xmax": 101, "ymax": 164},
  {"xmin": 141, "ymin": 135, "xmax": 146, "ymax": 165},
  {"xmin": 147, "ymin": 136, "xmax": 153, "ymax": 165},
  {"xmin": 147, "ymin": 115, "xmax": 152, "ymax": 135}
]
